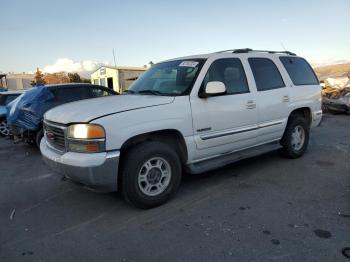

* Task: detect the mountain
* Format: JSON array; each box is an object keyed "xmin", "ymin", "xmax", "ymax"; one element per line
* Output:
[{"xmin": 313, "ymin": 63, "xmax": 350, "ymax": 80}]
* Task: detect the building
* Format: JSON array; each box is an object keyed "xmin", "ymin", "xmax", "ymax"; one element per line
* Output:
[
  {"xmin": 2, "ymin": 73, "xmax": 34, "ymax": 90},
  {"xmin": 90, "ymin": 66, "xmax": 147, "ymax": 93}
]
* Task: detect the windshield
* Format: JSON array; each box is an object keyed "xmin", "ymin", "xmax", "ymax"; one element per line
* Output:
[{"xmin": 128, "ymin": 59, "xmax": 205, "ymax": 96}]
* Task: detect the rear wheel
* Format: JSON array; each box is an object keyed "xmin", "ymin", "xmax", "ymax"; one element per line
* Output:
[
  {"xmin": 0, "ymin": 118, "xmax": 10, "ymax": 136},
  {"xmin": 280, "ymin": 116, "xmax": 309, "ymax": 159},
  {"xmin": 121, "ymin": 141, "xmax": 182, "ymax": 209}
]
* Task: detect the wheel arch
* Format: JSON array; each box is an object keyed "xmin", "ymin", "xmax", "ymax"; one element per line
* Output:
[
  {"xmin": 288, "ymin": 107, "xmax": 312, "ymax": 127},
  {"xmin": 119, "ymin": 129, "xmax": 188, "ymax": 168}
]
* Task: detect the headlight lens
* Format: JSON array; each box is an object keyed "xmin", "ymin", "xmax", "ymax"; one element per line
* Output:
[
  {"xmin": 67, "ymin": 124, "xmax": 106, "ymax": 153},
  {"xmin": 67, "ymin": 124, "xmax": 105, "ymax": 139}
]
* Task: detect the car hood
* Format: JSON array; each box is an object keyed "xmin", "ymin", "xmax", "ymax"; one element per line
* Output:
[{"xmin": 45, "ymin": 95, "xmax": 175, "ymax": 124}]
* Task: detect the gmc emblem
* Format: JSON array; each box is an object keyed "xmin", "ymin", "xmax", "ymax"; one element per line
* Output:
[{"xmin": 46, "ymin": 131, "xmax": 54, "ymax": 140}]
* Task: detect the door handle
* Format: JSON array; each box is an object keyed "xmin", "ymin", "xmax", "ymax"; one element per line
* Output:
[
  {"xmin": 283, "ymin": 95, "xmax": 290, "ymax": 102},
  {"xmin": 246, "ymin": 100, "xmax": 256, "ymax": 109}
]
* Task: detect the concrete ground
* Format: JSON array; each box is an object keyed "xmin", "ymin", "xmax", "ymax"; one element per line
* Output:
[{"xmin": 0, "ymin": 114, "xmax": 349, "ymax": 262}]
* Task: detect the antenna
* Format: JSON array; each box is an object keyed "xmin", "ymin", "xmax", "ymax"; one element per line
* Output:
[
  {"xmin": 280, "ymin": 41, "xmax": 287, "ymax": 51},
  {"xmin": 112, "ymin": 48, "xmax": 117, "ymax": 67}
]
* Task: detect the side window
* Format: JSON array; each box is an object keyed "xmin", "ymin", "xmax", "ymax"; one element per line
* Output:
[
  {"xmin": 202, "ymin": 58, "xmax": 249, "ymax": 95},
  {"xmin": 53, "ymin": 87, "xmax": 90, "ymax": 104},
  {"xmin": 279, "ymin": 57, "xmax": 319, "ymax": 86},
  {"xmin": 5, "ymin": 95, "xmax": 19, "ymax": 105},
  {"xmin": 248, "ymin": 58, "xmax": 285, "ymax": 91},
  {"xmin": 91, "ymin": 87, "xmax": 115, "ymax": 97}
]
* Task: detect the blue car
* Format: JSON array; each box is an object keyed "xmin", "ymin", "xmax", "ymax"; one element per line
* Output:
[
  {"xmin": 0, "ymin": 90, "xmax": 25, "ymax": 136},
  {"xmin": 7, "ymin": 83, "xmax": 118, "ymax": 147}
]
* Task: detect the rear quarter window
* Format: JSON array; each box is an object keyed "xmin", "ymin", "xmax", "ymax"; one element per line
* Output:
[
  {"xmin": 279, "ymin": 57, "xmax": 319, "ymax": 86},
  {"xmin": 248, "ymin": 58, "xmax": 285, "ymax": 91}
]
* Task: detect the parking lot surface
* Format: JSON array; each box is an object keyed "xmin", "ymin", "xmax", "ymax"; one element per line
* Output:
[{"xmin": 0, "ymin": 114, "xmax": 349, "ymax": 262}]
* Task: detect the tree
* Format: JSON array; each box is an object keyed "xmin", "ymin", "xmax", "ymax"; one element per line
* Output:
[
  {"xmin": 31, "ymin": 68, "xmax": 46, "ymax": 86},
  {"xmin": 44, "ymin": 72, "xmax": 70, "ymax": 84},
  {"xmin": 68, "ymin": 73, "xmax": 82, "ymax": 83}
]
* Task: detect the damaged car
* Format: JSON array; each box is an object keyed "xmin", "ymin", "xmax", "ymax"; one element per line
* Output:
[{"xmin": 7, "ymin": 83, "xmax": 117, "ymax": 147}]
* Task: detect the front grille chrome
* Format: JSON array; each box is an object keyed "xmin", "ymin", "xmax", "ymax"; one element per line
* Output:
[{"xmin": 43, "ymin": 120, "xmax": 66, "ymax": 152}]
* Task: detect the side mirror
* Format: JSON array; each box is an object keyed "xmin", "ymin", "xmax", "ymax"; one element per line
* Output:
[{"xmin": 203, "ymin": 81, "xmax": 226, "ymax": 97}]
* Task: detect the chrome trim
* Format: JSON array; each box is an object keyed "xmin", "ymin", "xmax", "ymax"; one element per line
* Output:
[
  {"xmin": 200, "ymin": 120, "xmax": 284, "ymax": 141},
  {"xmin": 43, "ymin": 120, "xmax": 66, "ymax": 130},
  {"xmin": 46, "ymin": 140, "xmax": 65, "ymax": 154},
  {"xmin": 67, "ymin": 138, "xmax": 105, "ymax": 142},
  {"xmin": 257, "ymin": 120, "xmax": 284, "ymax": 129},
  {"xmin": 43, "ymin": 120, "xmax": 67, "ymax": 153},
  {"xmin": 200, "ymin": 125, "xmax": 258, "ymax": 140}
]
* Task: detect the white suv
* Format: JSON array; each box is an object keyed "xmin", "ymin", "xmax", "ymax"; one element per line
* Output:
[{"xmin": 40, "ymin": 49, "xmax": 322, "ymax": 208}]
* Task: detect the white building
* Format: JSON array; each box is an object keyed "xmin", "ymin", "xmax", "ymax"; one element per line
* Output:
[
  {"xmin": 91, "ymin": 66, "xmax": 147, "ymax": 93},
  {"xmin": 2, "ymin": 73, "xmax": 34, "ymax": 90}
]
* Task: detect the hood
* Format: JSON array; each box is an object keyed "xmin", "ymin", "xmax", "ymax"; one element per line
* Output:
[{"xmin": 45, "ymin": 95, "xmax": 175, "ymax": 124}]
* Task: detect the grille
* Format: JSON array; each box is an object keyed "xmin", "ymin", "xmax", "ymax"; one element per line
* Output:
[{"xmin": 44, "ymin": 121, "xmax": 66, "ymax": 152}]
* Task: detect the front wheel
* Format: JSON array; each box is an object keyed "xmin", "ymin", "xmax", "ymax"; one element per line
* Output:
[
  {"xmin": 280, "ymin": 116, "xmax": 309, "ymax": 159},
  {"xmin": 0, "ymin": 118, "xmax": 10, "ymax": 136},
  {"xmin": 121, "ymin": 141, "xmax": 182, "ymax": 209}
]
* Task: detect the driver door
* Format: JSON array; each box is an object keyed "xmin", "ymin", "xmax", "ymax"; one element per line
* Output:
[{"xmin": 190, "ymin": 58, "xmax": 258, "ymax": 160}]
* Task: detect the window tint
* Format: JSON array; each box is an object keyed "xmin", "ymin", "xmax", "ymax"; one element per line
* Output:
[
  {"xmin": 248, "ymin": 58, "xmax": 285, "ymax": 91},
  {"xmin": 280, "ymin": 57, "xmax": 319, "ymax": 85},
  {"xmin": 91, "ymin": 87, "xmax": 116, "ymax": 97},
  {"xmin": 52, "ymin": 86, "xmax": 91, "ymax": 104},
  {"xmin": 4, "ymin": 94, "xmax": 19, "ymax": 105},
  {"xmin": 202, "ymin": 58, "xmax": 249, "ymax": 95}
]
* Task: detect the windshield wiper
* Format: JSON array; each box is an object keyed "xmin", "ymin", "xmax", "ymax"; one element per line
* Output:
[
  {"xmin": 122, "ymin": 90, "xmax": 136, "ymax": 94},
  {"xmin": 137, "ymin": 90, "xmax": 164, "ymax": 96}
]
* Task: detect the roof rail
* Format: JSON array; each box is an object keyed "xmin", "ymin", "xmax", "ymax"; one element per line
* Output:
[{"xmin": 216, "ymin": 48, "xmax": 296, "ymax": 56}]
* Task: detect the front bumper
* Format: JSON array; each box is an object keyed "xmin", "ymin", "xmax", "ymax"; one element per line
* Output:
[{"xmin": 40, "ymin": 137, "xmax": 120, "ymax": 192}]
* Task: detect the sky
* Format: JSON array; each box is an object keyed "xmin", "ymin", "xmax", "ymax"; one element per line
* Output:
[{"xmin": 1, "ymin": 0, "xmax": 350, "ymax": 74}]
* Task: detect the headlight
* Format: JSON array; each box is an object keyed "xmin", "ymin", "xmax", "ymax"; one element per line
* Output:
[{"xmin": 67, "ymin": 124, "xmax": 105, "ymax": 153}]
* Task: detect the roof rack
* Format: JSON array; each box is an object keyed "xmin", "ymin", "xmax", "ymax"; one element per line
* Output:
[{"xmin": 216, "ymin": 48, "xmax": 296, "ymax": 56}]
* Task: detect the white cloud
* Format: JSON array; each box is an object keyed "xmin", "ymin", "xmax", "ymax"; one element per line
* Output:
[{"xmin": 43, "ymin": 58, "xmax": 104, "ymax": 77}]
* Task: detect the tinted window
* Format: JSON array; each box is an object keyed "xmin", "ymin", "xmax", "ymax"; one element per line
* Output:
[
  {"xmin": 91, "ymin": 87, "xmax": 116, "ymax": 97},
  {"xmin": 52, "ymin": 86, "xmax": 91, "ymax": 103},
  {"xmin": 249, "ymin": 58, "xmax": 285, "ymax": 91},
  {"xmin": 280, "ymin": 57, "xmax": 319, "ymax": 85},
  {"xmin": 202, "ymin": 58, "xmax": 249, "ymax": 95},
  {"xmin": 0, "ymin": 94, "xmax": 21, "ymax": 105}
]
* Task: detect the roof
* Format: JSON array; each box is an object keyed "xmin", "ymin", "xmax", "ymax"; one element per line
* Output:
[
  {"xmin": 92, "ymin": 65, "xmax": 148, "ymax": 74},
  {"xmin": 0, "ymin": 90, "xmax": 26, "ymax": 95},
  {"xmin": 162, "ymin": 48, "xmax": 297, "ymax": 63}
]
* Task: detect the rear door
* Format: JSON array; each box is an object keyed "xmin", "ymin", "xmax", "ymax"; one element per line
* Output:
[
  {"xmin": 248, "ymin": 57, "xmax": 290, "ymax": 143},
  {"xmin": 190, "ymin": 57, "xmax": 258, "ymax": 160}
]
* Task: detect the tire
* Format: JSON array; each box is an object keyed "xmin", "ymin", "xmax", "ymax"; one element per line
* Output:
[
  {"xmin": 280, "ymin": 116, "xmax": 309, "ymax": 159},
  {"xmin": 121, "ymin": 141, "xmax": 182, "ymax": 209},
  {"xmin": 0, "ymin": 118, "xmax": 10, "ymax": 137},
  {"xmin": 35, "ymin": 129, "xmax": 44, "ymax": 148}
]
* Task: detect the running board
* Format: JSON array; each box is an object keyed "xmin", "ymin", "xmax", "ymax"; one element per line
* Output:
[{"xmin": 186, "ymin": 141, "xmax": 281, "ymax": 174}]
